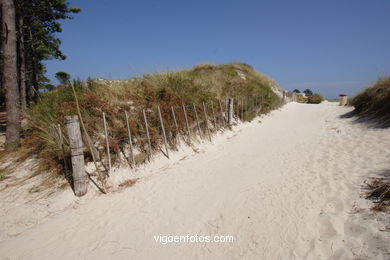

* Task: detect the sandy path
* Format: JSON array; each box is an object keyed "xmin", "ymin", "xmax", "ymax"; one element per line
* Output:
[{"xmin": 0, "ymin": 102, "xmax": 389, "ymax": 259}]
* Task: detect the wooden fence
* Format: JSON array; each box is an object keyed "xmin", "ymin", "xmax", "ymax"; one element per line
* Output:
[{"xmin": 59, "ymin": 92, "xmax": 294, "ymax": 196}]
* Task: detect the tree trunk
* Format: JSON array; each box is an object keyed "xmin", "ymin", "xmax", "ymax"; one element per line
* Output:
[
  {"xmin": 2, "ymin": 0, "xmax": 21, "ymax": 150},
  {"xmin": 17, "ymin": 14, "xmax": 26, "ymax": 112},
  {"xmin": 25, "ymin": 28, "xmax": 37, "ymax": 103}
]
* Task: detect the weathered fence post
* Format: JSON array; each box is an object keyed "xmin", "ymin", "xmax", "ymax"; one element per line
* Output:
[
  {"xmin": 142, "ymin": 109, "xmax": 152, "ymax": 160},
  {"xmin": 171, "ymin": 106, "xmax": 179, "ymax": 133},
  {"xmin": 202, "ymin": 102, "xmax": 212, "ymax": 142},
  {"xmin": 227, "ymin": 98, "xmax": 234, "ymax": 126},
  {"xmin": 282, "ymin": 91, "xmax": 286, "ymax": 104},
  {"xmin": 102, "ymin": 112, "xmax": 111, "ymax": 171},
  {"xmin": 242, "ymin": 97, "xmax": 245, "ymax": 121},
  {"xmin": 182, "ymin": 104, "xmax": 191, "ymax": 144},
  {"xmin": 82, "ymin": 130, "xmax": 100, "ymax": 161},
  {"xmin": 210, "ymin": 101, "xmax": 217, "ymax": 129},
  {"xmin": 193, "ymin": 104, "xmax": 202, "ymax": 138},
  {"xmin": 65, "ymin": 115, "xmax": 88, "ymax": 197},
  {"xmin": 157, "ymin": 106, "xmax": 169, "ymax": 158},
  {"xmin": 124, "ymin": 111, "xmax": 135, "ymax": 165},
  {"xmin": 219, "ymin": 100, "xmax": 226, "ymax": 126},
  {"xmin": 238, "ymin": 98, "xmax": 241, "ymax": 120}
]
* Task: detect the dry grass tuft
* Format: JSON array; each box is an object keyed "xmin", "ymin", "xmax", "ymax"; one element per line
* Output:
[
  {"xmin": 118, "ymin": 179, "xmax": 137, "ymax": 188},
  {"xmin": 365, "ymin": 176, "xmax": 390, "ymax": 212}
]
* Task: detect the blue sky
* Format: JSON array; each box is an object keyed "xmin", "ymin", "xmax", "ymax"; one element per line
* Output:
[{"xmin": 45, "ymin": 0, "xmax": 390, "ymax": 99}]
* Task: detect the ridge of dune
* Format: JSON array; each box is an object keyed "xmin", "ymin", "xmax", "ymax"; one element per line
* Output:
[{"xmin": 0, "ymin": 102, "xmax": 389, "ymax": 259}]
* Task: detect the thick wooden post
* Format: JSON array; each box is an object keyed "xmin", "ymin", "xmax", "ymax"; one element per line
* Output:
[
  {"xmin": 124, "ymin": 111, "xmax": 135, "ymax": 165},
  {"xmin": 65, "ymin": 115, "xmax": 88, "ymax": 197},
  {"xmin": 102, "ymin": 112, "xmax": 111, "ymax": 171},
  {"xmin": 157, "ymin": 106, "xmax": 169, "ymax": 158},
  {"xmin": 143, "ymin": 109, "xmax": 152, "ymax": 160},
  {"xmin": 227, "ymin": 98, "xmax": 233, "ymax": 126}
]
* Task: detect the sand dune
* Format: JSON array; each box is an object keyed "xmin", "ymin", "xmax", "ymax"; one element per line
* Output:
[{"xmin": 0, "ymin": 102, "xmax": 389, "ymax": 259}]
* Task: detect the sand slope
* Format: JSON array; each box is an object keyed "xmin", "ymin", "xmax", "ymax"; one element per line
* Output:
[{"xmin": 0, "ymin": 102, "xmax": 389, "ymax": 259}]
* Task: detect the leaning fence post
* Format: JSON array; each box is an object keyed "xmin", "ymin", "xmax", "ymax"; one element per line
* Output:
[
  {"xmin": 240, "ymin": 97, "xmax": 244, "ymax": 120},
  {"xmin": 171, "ymin": 106, "xmax": 179, "ymax": 134},
  {"xmin": 65, "ymin": 115, "xmax": 88, "ymax": 197},
  {"xmin": 124, "ymin": 111, "xmax": 135, "ymax": 165},
  {"xmin": 202, "ymin": 102, "xmax": 212, "ymax": 142},
  {"xmin": 210, "ymin": 101, "xmax": 217, "ymax": 129},
  {"xmin": 219, "ymin": 100, "xmax": 226, "ymax": 126},
  {"xmin": 142, "ymin": 109, "xmax": 152, "ymax": 160},
  {"xmin": 157, "ymin": 106, "xmax": 169, "ymax": 159},
  {"xmin": 182, "ymin": 104, "xmax": 191, "ymax": 144},
  {"xmin": 102, "ymin": 112, "xmax": 111, "ymax": 172},
  {"xmin": 227, "ymin": 98, "xmax": 233, "ymax": 126},
  {"xmin": 246, "ymin": 96, "xmax": 249, "ymax": 119},
  {"xmin": 242, "ymin": 97, "xmax": 244, "ymax": 120},
  {"xmin": 193, "ymin": 104, "xmax": 202, "ymax": 139},
  {"xmin": 237, "ymin": 98, "xmax": 240, "ymax": 120}
]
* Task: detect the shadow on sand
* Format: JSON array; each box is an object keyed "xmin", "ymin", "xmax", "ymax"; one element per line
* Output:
[{"xmin": 339, "ymin": 110, "xmax": 390, "ymax": 129}]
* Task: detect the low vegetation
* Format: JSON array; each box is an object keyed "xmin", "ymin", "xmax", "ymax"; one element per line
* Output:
[
  {"xmin": 22, "ymin": 62, "xmax": 283, "ymax": 183},
  {"xmin": 365, "ymin": 175, "xmax": 390, "ymax": 213},
  {"xmin": 351, "ymin": 77, "xmax": 390, "ymax": 127},
  {"xmin": 307, "ymin": 93, "xmax": 324, "ymax": 104}
]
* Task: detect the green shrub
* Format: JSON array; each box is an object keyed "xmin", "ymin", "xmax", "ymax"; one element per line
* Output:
[{"xmin": 307, "ymin": 93, "xmax": 324, "ymax": 104}]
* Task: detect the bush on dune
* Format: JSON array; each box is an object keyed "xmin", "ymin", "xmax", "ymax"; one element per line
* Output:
[
  {"xmin": 351, "ymin": 77, "xmax": 390, "ymax": 127},
  {"xmin": 307, "ymin": 94, "xmax": 324, "ymax": 104}
]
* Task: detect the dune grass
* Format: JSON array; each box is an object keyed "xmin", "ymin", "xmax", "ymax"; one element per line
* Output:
[
  {"xmin": 23, "ymin": 62, "xmax": 283, "ymax": 180},
  {"xmin": 351, "ymin": 77, "xmax": 390, "ymax": 127}
]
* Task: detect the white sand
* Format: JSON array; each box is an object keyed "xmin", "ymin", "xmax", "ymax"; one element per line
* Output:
[{"xmin": 0, "ymin": 102, "xmax": 389, "ymax": 259}]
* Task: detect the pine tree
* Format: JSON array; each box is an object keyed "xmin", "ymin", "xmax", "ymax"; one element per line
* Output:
[
  {"xmin": 2, "ymin": 0, "xmax": 21, "ymax": 150},
  {"xmin": 1, "ymin": 0, "xmax": 80, "ymax": 150}
]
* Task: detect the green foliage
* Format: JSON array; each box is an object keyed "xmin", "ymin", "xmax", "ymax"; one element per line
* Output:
[
  {"xmin": 15, "ymin": 0, "xmax": 80, "ymax": 97},
  {"xmin": 293, "ymin": 89, "xmax": 300, "ymax": 93},
  {"xmin": 44, "ymin": 84, "xmax": 56, "ymax": 91},
  {"xmin": 303, "ymin": 89, "xmax": 313, "ymax": 96},
  {"xmin": 55, "ymin": 72, "xmax": 71, "ymax": 85},
  {"xmin": 351, "ymin": 77, "xmax": 390, "ymax": 127},
  {"xmin": 307, "ymin": 93, "xmax": 324, "ymax": 104}
]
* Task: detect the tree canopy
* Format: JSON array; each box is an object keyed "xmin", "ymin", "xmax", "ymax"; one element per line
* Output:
[
  {"xmin": 55, "ymin": 71, "xmax": 71, "ymax": 85},
  {"xmin": 303, "ymin": 89, "xmax": 313, "ymax": 96},
  {"xmin": 1, "ymin": 0, "xmax": 80, "ymax": 105},
  {"xmin": 1, "ymin": 0, "xmax": 80, "ymax": 150}
]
